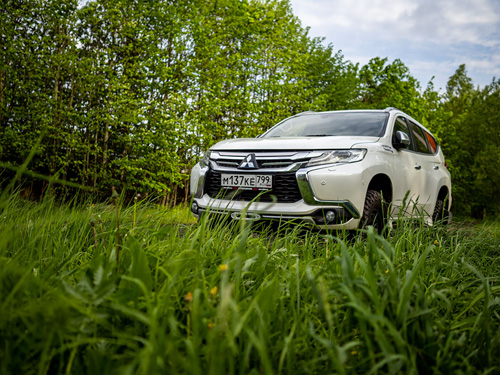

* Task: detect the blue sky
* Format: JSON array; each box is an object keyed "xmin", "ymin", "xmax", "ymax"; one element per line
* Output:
[{"xmin": 289, "ymin": 0, "xmax": 500, "ymax": 92}]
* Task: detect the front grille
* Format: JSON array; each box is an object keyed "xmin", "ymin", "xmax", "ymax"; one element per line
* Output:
[
  {"xmin": 211, "ymin": 151, "xmax": 314, "ymax": 171},
  {"xmin": 205, "ymin": 171, "xmax": 302, "ymax": 203},
  {"xmin": 215, "ymin": 159, "xmax": 295, "ymax": 169}
]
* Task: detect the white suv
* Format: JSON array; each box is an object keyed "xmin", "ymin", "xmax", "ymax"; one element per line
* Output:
[{"xmin": 190, "ymin": 108, "xmax": 451, "ymax": 231}]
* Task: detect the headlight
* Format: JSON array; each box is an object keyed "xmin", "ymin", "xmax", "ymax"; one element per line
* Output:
[
  {"xmin": 306, "ymin": 149, "xmax": 366, "ymax": 167},
  {"xmin": 199, "ymin": 151, "xmax": 211, "ymax": 168}
]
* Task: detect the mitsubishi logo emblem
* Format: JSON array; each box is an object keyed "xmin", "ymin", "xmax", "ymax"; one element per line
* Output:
[{"xmin": 238, "ymin": 153, "xmax": 258, "ymax": 169}]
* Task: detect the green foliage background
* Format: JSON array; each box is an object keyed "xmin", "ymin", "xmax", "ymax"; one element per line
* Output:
[{"xmin": 1, "ymin": 0, "xmax": 499, "ymax": 216}]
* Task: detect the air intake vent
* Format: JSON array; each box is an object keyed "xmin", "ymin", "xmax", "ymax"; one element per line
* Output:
[{"xmin": 205, "ymin": 171, "xmax": 302, "ymax": 203}]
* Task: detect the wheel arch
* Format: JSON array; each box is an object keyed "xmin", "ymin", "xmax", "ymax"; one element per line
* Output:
[
  {"xmin": 437, "ymin": 185, "xmax": 451, "ymax": 211},
  {"xmin": 367, "ymin": 173, "xmax": 393, "ymax": 204}
]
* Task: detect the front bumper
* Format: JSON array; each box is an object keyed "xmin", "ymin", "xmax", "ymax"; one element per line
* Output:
[
  {"xmin": 191, "ymin": 196, "xmax": 360, "ymax": 229},
  {"xmin": 190, "ymin": 162, "xmax": 365, "ymax": 230}
]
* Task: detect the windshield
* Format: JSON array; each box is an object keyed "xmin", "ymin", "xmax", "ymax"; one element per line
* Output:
[{"xmin": 262, "ymin": 112, "xmax": 389, "ymax": 138}]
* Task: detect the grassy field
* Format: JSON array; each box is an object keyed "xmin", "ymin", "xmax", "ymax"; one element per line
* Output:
[{"xmin": 0, "ymin": 193, "xmax": 499, "ymax": 374}]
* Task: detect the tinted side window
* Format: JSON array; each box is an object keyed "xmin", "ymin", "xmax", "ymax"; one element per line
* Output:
[
  {"xmin": 408, "ymin": 121, "xmax": 430, "ymax": 153},
  {"xmin": 424, "ymin": 131, "xmax": 438, "ymax": 153},
  {"xmin": 392, "ymin": 117, "xmax": 411, "ymax": 145}
]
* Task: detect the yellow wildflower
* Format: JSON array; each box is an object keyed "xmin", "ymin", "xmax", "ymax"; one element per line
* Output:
[
  {"xmin": 208, "ymin": 322, "xmax": 215, "ymax": 329},
  {"xmin": 218, "ymin": 264, "xmax": 228, "ymax": 272},
  {"xmin": 385, "ymin": 269, "xmax": 389, "ymax": 274},
  {"xmin": 210, "ymin": 286, "xmax": 218, "ymax": 296},
  {"xmin": 185, "ymin": 291, "xmax": 193, "ymax": 302},
  {"xmin": 350, "ymin": 350, "xmax": 358, "ymax": 356},
  {"xmin": 434, "ymin": 240, "xmax": 439, "ymax": 245}
]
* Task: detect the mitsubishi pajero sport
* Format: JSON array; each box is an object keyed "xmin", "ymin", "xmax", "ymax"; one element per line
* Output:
[{"xmin": 189, "ymin": 108, "xmax": 452, "ymax": 232}]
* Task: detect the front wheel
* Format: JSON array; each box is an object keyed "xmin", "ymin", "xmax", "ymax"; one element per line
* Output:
[{"xmin": 360, "ymin": 190, "xmax": 386, "ymax": 234}]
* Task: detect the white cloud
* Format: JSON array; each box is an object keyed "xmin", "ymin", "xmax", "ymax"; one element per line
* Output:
[
  {"xmin": 293, "ymin": 0, "xmax": 500, "ymax": 45},
  {"xmin": 407, "ymin": 0, "xmax": 500, "ymax": 46},
  {"xmin": 289, "ymin": 0, "xmax": 500, "ymax": 88},
  {"xmin": 293, "ymin": 0, "xmax": 417, "ymax": 37},
  {"xmin": 466, "ymin": 53, "xmax": 500, "ymax": 79}
]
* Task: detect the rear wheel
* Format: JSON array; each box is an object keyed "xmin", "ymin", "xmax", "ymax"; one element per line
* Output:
[
  {"xmin": 360, "ymin": 190, "xmax": 385, "ymax": 234},
  {"xmin": 432, "ymin": 198, "xmax": 450, "ymax": 225}
]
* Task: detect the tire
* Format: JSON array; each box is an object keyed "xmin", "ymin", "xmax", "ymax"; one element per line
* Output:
[
  {"xmin": 360, "ymin": 190, "xmax": 385, "ymax": 234},
  {"xmin": 432, "ymin": 198, "xmax": 450, "ymax": 225}
]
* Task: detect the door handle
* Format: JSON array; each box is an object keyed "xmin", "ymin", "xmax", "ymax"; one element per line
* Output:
[{"xmin": 414, "ymin": 164, "xmax": 421, "ymax": 170}]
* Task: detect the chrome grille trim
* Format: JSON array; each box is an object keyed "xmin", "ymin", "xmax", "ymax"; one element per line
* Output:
[
  {"xmin": 209, "ymin": 150, "xmax": 322, "ymax": 173},
  {"xmin": 211, "ymin": 161, "xmax": 303, "ymax": 173}
]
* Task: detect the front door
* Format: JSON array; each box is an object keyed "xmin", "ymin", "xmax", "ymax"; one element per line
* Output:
[{"xmin": 391, "ymin": 116, "xmax": 432, "ymax": 219}]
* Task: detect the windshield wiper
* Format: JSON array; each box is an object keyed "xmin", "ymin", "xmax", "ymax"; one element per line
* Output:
[{"xmin": 305, "ymin": 134, "xmax": 331, "ymax": 137}]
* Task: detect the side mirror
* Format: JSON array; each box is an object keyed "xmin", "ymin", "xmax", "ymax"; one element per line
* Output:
[{"xmin": 393, "ymin": 130, "xmax": 411, "ymax": 150}]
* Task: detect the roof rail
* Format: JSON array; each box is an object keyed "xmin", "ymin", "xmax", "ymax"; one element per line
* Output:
[{"xmin": 384, "ymin": 107, "xmax": 401, "ymax": 112}]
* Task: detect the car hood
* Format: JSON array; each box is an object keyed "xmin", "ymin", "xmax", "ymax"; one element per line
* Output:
[{"xmin": 210, "ymin": 136, "xmax": 380, "ymax": 151}]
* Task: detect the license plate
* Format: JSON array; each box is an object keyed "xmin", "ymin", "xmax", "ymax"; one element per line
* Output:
[{"xmin": 221, "ymin": 174, "xmax": 272, "ymax": 189}]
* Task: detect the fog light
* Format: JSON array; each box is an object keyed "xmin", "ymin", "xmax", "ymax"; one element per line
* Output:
[
  {"xmin": 191, "ymin": 202, "xmax": 198, "ymax": 214},
  {"xmin": 325, "ymin": 210, "xmax": 336, "ymax": 223}
]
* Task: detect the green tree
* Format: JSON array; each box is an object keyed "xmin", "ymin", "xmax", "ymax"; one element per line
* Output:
[
  {"xmin": 0, "ymin": 0, "xmax": 79, "ymax": 195},
  {"xmin": 356, "ymin": 57, "xmax": 424, "ymax": 117},
  {"xmin": 298, "ymin": 36, "xmax": 360, "ymax": 110},
  {"xmin": 435, "ymin": 65, "xmax": 500, "ymax": 217},
  {"xmin": 4, "ymin": 0, "xmax": 497, "ymax": 215}
]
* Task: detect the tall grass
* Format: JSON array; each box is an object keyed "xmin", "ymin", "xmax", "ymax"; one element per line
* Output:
[{"xmin": 0, "ymin": 193, "xmax": 499, "ymax": 374}]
